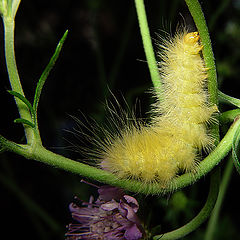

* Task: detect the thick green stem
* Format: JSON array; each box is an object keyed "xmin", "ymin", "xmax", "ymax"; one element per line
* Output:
[
  {"xmin": 1, "ymin": 117, "xmax": 240, "ymax": 195},
  {"xmin": 153, "ymin": 168, "xmax": 220, "ymax": 240},
  {"xmin": 134, "ymin": 0, "xmax": 162, "ymax": 97},
  {"xmin": 3, "ymin": 17, "xmax": 34, "ymax": 144}
]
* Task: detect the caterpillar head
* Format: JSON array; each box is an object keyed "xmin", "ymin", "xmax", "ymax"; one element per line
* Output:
[
  {"xmin": 183, "ymin": 32, "xmax": 200, "ymax": 44},
  {"xmin": 183, "ymin": 32, "xmax": 203, "ymax": 54}
]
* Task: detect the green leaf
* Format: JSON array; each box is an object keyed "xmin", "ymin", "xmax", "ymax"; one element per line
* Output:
[
  {"xmin": 33, "ymin": 30, "xmax": 68, "ymax": 113},
  {"xmin": 14, "ymin": 118, "xmax": 35, "ymax": 128},
  {"xmin": 232, "ymin": 120, "xmax": 240, "ymax": 175},
  {"xmin": 8, "ymin": 90, "xmax": 34, "ymax": 117}
]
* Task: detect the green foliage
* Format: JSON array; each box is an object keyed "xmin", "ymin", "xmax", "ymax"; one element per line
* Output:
[
  {"xmin": 1, "ymin": 0, "xmax": 240, "ymax": 239},
  {"xmin": 6, "ymin": 30, "xmax": 68, "ymax": 130},
  {"xmin": 13, "ymin": 118, "xmax": 35, "ymax": 128},
  {"xmin": 8, "ymin": 90, "xmax": 35, "ymax": 125},
  {"xmin": 33, "ymin": 30, "xmax": 68, "ymax": 114},
  {"xmin": 0, "ymin": 0, "xmax": 21, "ymax": 19},
  {"xmin": 232, "ymin": 119, "xmax": 240, "ymax": 175}
]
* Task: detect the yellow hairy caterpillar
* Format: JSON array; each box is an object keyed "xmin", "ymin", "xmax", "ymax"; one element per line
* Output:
[{"xmin": 92, "ymin": 30, "xmax": 217, "ymax": 186}]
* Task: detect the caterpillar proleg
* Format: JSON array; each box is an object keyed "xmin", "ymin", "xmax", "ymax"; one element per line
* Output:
[{"xmin": 90, "ymin": 30, "xmax": 218, "ymax": 186}]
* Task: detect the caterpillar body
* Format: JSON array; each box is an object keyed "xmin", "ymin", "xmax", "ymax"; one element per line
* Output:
[{"xmin": 97, "ymin": 30, "xmax": 217, "ymax": 186}]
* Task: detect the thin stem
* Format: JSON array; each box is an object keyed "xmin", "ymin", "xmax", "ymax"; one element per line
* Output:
[
  {"xmin": 218, "ymin": 90, "xmax": 240, "ymax": 108},
  {"xmin": 153, "ymin": 168, "xmax": 220, "ymax": 240},
  {"xmin": 205, "ymin": 157, "xmax": 233, "ymax": 240},
  {"xmin": 134, "ymin": 0, "xmax": 162, "ymax": 97},
  {"xmin": 3, "ymin": 17, "xmax": 34, "ymax": 144},
  {"xmin": 1, "ymin": 116, "xmax": 240, "ymax": 195},
  {"xmin": 185, "ymin": 0, "xmax": 219, "ymax": 142},
  {"xmin": 185, "ymin": 0, "xmax": 218, "ymax": 106}
]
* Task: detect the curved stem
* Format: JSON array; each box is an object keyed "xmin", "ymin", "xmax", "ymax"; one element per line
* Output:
[
  {"xmin": 205, "ymin": 157, "xmax": 233, "ymax": 240},
  {"xmin": 1, "ymin": 116, "xmax": 240, "ymax": 195},
  {"xmin": 134, "ymin": 0, "xmax": 162, "ymax": 98},
  {"xmin": 153, "ymin": 168, "xmax": 220, "ymax": 240},
  {"xmin": 218, "ymin": 91, "xmax": 240, "ymax": 108},
  {"xmin": 3, "ymin": 17, "xmax": 34, "ymax": 144},
  {"xmin": 219, "ymin": 109, "xmax": 240, "ymax": 124}
]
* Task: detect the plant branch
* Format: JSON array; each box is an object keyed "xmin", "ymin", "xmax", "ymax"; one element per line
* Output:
[
  {"xmin": 205, "ymin": 157, "xmax": 233, "ymax": 240},
  {"xmin": 219, "ymin": 109, "xmax": 240, "ymax": 124},
  {"xmin": 134, "ymin": 0, "xmax": 162, "ymax": 98},
  {"xmin": 3, "ymin": 16, "xmax": 34, "ymax": 144},
  {"xmin": 185, "ymin": 0, "xmax": 219, "ymax": 143},
  {"xmin": 1, "ymin": 116, "xmax": 240, "ymax": 195},
  {"xmin": 153, "ymin": 168, "xmax": 220, "ymax": 240},
  {"xmin": 218, "ymin": 91, "xmax": 240, "ymax": 108}
]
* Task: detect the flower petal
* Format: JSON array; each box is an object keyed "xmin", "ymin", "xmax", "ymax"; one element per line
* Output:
[
  {"xmin": 98, "ymin": 185, "xmax": 124, "ymax": 201},
  {"xmin": 119, "ymin": 201, "xmax": 140, "ymax": 225},
  {"xmin": 124, "ymin": 223, "xmax": 143, "ymax": 240},
  {"xmin": 101, "ymin": 200, "xmax": 118, "ymax": 211},
  {"xmin": 123, "ymin": 195, "xmax": 139, "ymax": 213}
]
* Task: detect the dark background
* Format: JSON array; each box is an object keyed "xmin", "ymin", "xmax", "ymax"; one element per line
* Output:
[{"xmin": 0, "ymin": 0, "xmax": 240, "ymax": 239}]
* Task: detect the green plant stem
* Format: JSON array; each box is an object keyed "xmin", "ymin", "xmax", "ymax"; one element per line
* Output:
[
  {"xmin": 185, "ymin": 0, "xmax": 218, "ymax": 105},
  {"xmin": 134, "ymin": 0, "xmax": 162, "ymax": 97},
  {"xmin": 205, "ymin": 157, "xmax": 233, "ymax": 240},
  {"xmin": 219, "ymin": 109, "xmax": 240, "ymax": 124},
  {"xmin": 185, "ymin": 0, "xmax": 219, "ymax": 142},
  {"xmin": 3, "ymin": 17, "xmax": 34, "ymax": 144},
  {"xmin": 153, "ymin": 168, "xmax": 220, "ymax": 240},
  {"xmin": 218, "ymin": 91, "xmax": 240, "ymax": 108},
  {"xmin": 1, "ymin": 116, "xmax": 240, "ymax": 195}
]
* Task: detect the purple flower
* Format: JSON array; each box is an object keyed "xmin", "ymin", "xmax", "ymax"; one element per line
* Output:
[{"xmin": 65, "ymin": 185, "xmax": 144, "ymax": 240}]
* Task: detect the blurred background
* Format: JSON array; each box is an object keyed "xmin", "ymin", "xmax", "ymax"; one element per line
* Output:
[{"xmin": 0, "ymin": 0, "xmax": 240, "ymax": 239}]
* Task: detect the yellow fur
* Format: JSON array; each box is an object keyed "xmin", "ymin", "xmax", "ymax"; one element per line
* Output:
[{"xmin": 99, "ymin": 30, "xmax": 217, "ymax": 185}]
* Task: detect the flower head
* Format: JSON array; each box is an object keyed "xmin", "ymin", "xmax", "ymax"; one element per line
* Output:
[{"xmin": 66, "ymin": 185, "xmax": 144, "ymax": 240}]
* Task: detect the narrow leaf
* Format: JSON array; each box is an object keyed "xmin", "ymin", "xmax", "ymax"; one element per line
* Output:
[
  {"xmin": 33, "ymin": 30, "xmax": 68, "ymax": 113},
  {"xmin": 232, "ymin": 121, "xmax": 240, "ymax": 175},
  {"xmin": 14, "ymin": 118, "xmax": 35, "ymax": 128},
  {"xmin": 8, "ymin": 90, "xmax": 34, "ymax": 117}
]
